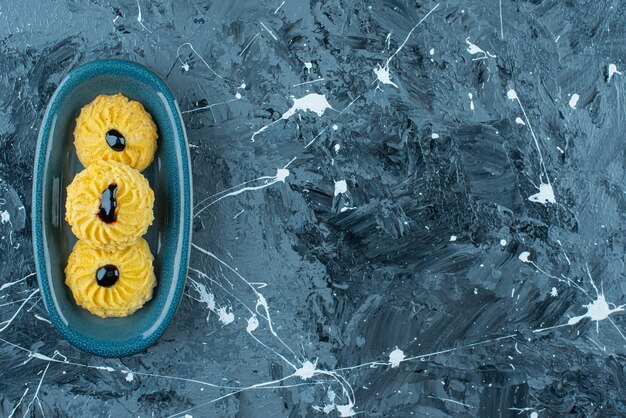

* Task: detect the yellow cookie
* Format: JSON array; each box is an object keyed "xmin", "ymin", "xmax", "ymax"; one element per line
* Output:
[
  {"xmin": 65, "ymin": 160, "xmax": 154, "ymax": 251},
  {"xmin": 74, "ymin": 93, "xmax": 158, "ymax": 171},
  {"xmin": 65, "ymin": 238, "xmax": 156, "ymax": 318}
]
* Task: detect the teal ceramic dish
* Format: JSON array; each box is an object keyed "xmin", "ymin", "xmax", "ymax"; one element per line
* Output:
[{"xmin": 32, "ymin": 60, "xmax": 192, "ymax": 357}]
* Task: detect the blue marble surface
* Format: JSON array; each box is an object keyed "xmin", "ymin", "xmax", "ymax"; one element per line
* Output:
[{"xmin": 1, "ymin": 0, "xmax": 625, "ymax": 416}]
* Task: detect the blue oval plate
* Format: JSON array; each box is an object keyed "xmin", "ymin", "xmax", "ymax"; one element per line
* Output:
[{"xmin": 32, "ymin": 60, "xmax": 192, "ymax": 357}]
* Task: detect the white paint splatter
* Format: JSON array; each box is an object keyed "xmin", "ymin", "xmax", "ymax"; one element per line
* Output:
[
  {"xmin": 568, "ymin": 293, "xmax": 625, "ymax": 327},
  {"xmin": 568, "ymin": 93, "xmax": 580, "ymax": 109},
  {"xmin": 292, "ymin": 78, "xmax": 326, "ymax": 88},
  {"xmin": 22, "ymin": 362, "xmax": 50, "ymax": 417},
  {"xmin": 30, "ymin": 352, "xmax": 54, "ymax": 362},
  {"xmin": 217, "ymin": 307, "xmax": 235, "ymax": 325},
  {"xmin": 194, "ymin": 158, "xmax": 295, "ymax": 217},
  {"xmin": 500, "ymin": 239, "xmax": 507, "ymax": 246},
  {"xmin": 507, "ymin": 89, "xmax": 518, "ymax": 100},
  {"xmin": 8, "ymin": 387, "xmax": 28, "ymax": 418},
  {"xmin": 429, "ymin": 48, "xmax": 435, "ymax": 55},
  {"xmin": 384, "ymin": 33, "xmax": 392, "ymax": 50},
  {"xmin": 275, "ymin": 168, "xmax": 290, "ymax": 182},
  {"xmin": 431, "ymin": 133, "xmax": 439, "ymax": 139},
  {"xmin": 450, "ymin": 235, "xmax": 458, "ymax": 242},
  {"xmin": 284, "ymin": 94, "xmax": 333, "ymax": 118},
  {"xmin": 0, "ymin": 289, "xmax": 39, "ymax": 333},
  {"xmin": 304, "ymin": 95, "xmax": 361, "ymax": 148},
  {"xmin": 125, "ymin": 372, "xmax": 134, "ymax": 382},
  {"xmin": 334, "ymin": 144, "xmax": 341, "ymax": 152},
  {"xmin": 135, "ymin": 0, "xmax": 151, "ymax": 32},
  {"xmin": 246, "ymin": 315, "xmax": 259, "ymax": 333},
  {"xmin": 0, "ymin": 272, "xmax": 35, "ymax": 291},
  {"xmin": 182, "ymin": 97, "xmax": 242, "ymax": 115},
  {"xmin": 295, "ymin": 360, "xmax": 317, "ymax": 380},
  {"xmin": 507, "ymin": 88, "xmax": 555, "ymax": 204},
  {"xmin": 260, "ymin": 22, "xmax": 277, "ymax": 40},
  {"xmin": 428, "ymin": 395, "xmax": 472, "ymax": 408},
  {"xmin": 252, "ymin": 94, "xmax": 333, "ymax": 141},
  {"xmin": 188, "ymin": 277, "xmax": 234, "ymax": 325},
  {"xmin": 499, "ymin": 0, "xmax": 504, "ymax": 39},
  {"xmin": 551, "ymin": 287, "xmax": 558, "ymax": 297},
  {"xmin": 34, "ymin": 314, "xmax": 50, "ymax": 324},
  {"xmin": 336, "ymin": 404, "xmax": 357, "ymax": 417},
  {"xmin": 322, "ymin": 390, "xmax": 337, "ymax": 413},
  {"xmin": 136, "ymin": 0, "xmax": 143, "ymax": 22},
  {"xmin": 373, "ymin": 4, "xmax": 439, "ymax": 89},
  {"xmin": 531, "ymin": 266, "xmax": 626, "ymax": 342},
  {"xmin": 515, "ymin": 117, "xmax": 525, "ymax": 125},
  {"xmin": 465, "ymin": 37, "xmax": 497, "ymax": 60},
  {"xmin": 334, "ymin": 180, "xmax": 348, "ymax": 197},
  {"xmin": 528, "ymin": 183, "xmax": 556, "ymax": 205},
  {"xmin": 389, "ymin": 348, "xmax": 405, "ymax": 368},
  {"xmin": 608, "ymin": 64, "xmax": 622, "ymax": 82},
  {"xmin": 465, "ymin": 38, "xmax": 484, "ymax": 55},
  {"xmin": 274, "ymin": 0, "xmax": 285, "ymax": 14},
  {"xmin": 239, "ymin": 32, "xmax": 261, "ymax": 56},
  {"xmin": 177, "ymin": 43, "xmax": 226, "ymax": 81},
  {"xmin": 519, "ymin": 251, "xmax": 531, "ymax": 263},
  {"xmin": 373, "ymin": 64, "xmax": 398, "ymax": 88},
  {"xmin": 191, "ymin": 244, "xmax": 301, "ymax": 370},
  {"xmin": 15, "ymin": 306, "xmax": 517, "ymax": 418},
  {"xmin": 332, "ymin": 124, "xmax": 339, "ymax": 131},
  {"xmin": 189, "ymin": 279, "xmax": 216, "ymax": 312}
]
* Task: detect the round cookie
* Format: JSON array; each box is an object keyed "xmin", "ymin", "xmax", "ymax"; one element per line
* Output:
[
  {"xmin": 74, "ymin": 93, "xmax": 158, "ymax": 171},
  {"xmin": 65, "ymin": 238, "xmax": 156, "ymax": 318},
  {"xmin": 65, "ymin": 160, "xmax": 154, "ymax": 251}
]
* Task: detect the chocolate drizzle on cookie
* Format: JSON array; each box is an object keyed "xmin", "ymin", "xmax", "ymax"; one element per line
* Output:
[
  {"xmin": 98, "ymin": 184, "xmax": 118, "ymax": 223},
  {"xmin": 105, "ymin": 129, "xmax": 126, "ymax": 151},
  {"xmin": 95, "ymin": 264, "xmax": 119, "ymax": 287}
]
